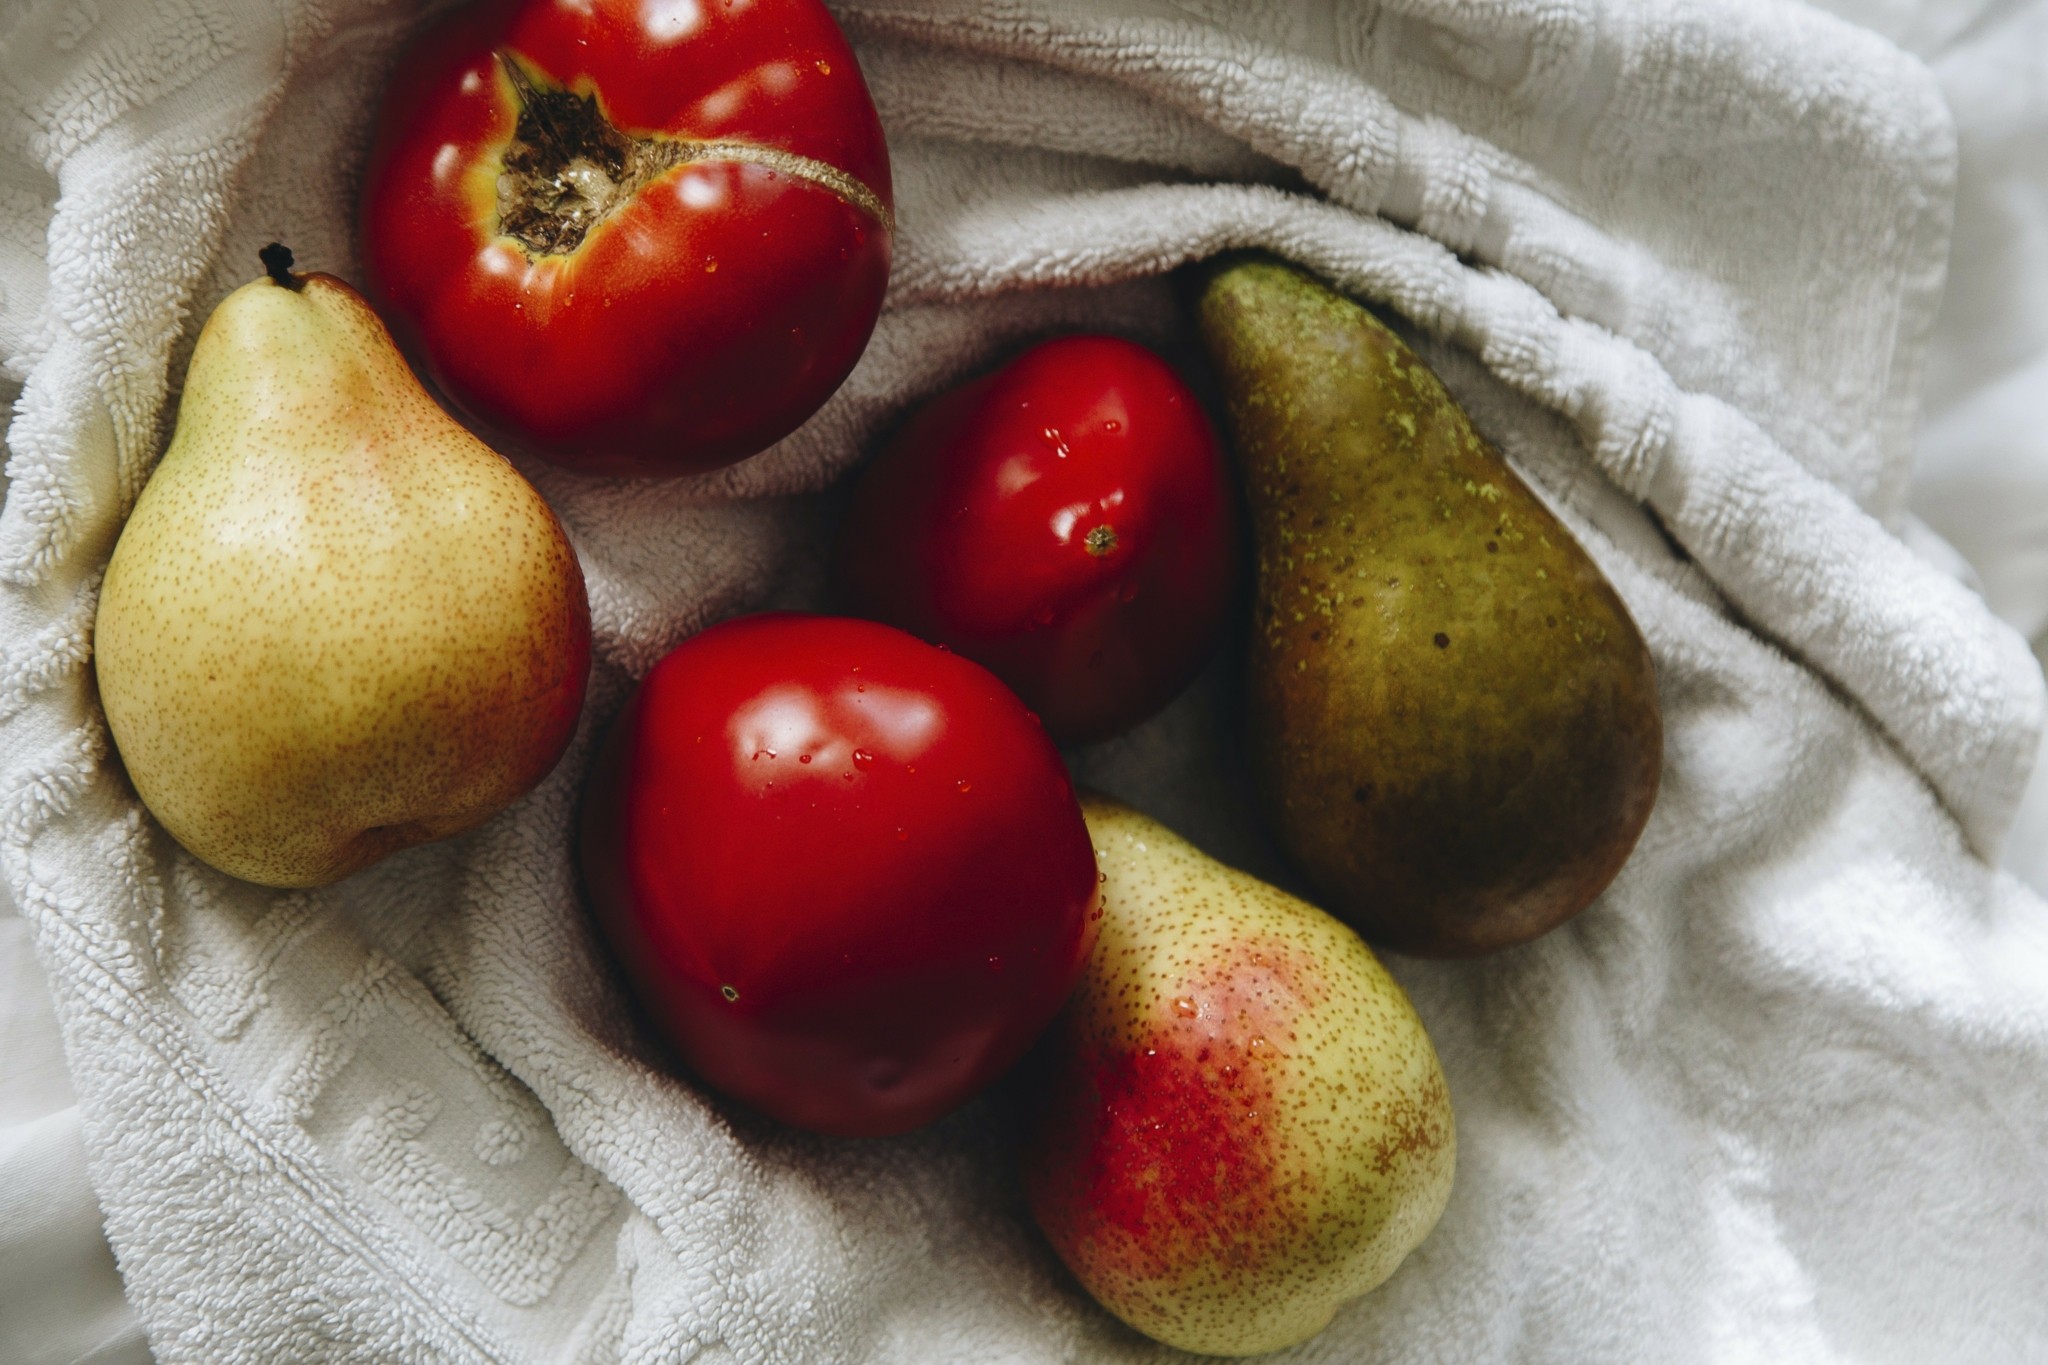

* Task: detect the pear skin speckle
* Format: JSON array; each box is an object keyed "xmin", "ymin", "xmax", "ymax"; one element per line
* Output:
[
  {"xmin": 1194, "ymin": 255, "xmax": 1661, "ymax": 958},
  {"xmin": 94, "ymin": 265, "xmax": 592, "ymax": 887},
  {"xmin": 1024, "ymin": 795, "xmax": 1455, "ymax": 1357}
]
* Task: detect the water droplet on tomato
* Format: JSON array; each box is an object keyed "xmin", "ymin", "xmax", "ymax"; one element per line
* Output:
[
  {"xmin": 896, "ymin": 827, "xmax": 908, "ymax": 841},
  {"xmin": 1173, "ymin": 997, "xmax": 1198, "ymax": 1017},
  {"xmin": 956, "ymin": 779, "xmax": 972, "ymax": 794},
  {"xmin": 798, "ymin": 754, "xmax": 812, "ymax": 764},
  {"xmin": 704, "ymin": 257, "xmax": 718, "ymax": 273},
  {"xmin": 986, "ymin": 955, "xmax": 1003, "ymax": 972},
  {"xmin": 1104, "ymin": 419, "xmax": 1121, "ymax": 433},
  {"xmin": 815, "ymin": 59, "xmax": 832, "ymax": 74},
  {"xmin": 851, "ymin": 748, "xmax": 875, "ymax": 769}
]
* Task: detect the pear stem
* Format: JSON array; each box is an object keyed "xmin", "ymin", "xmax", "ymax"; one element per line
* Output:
[{"xmin": 259, "ymin": 242, "xmax": 303, "ymax": 292}]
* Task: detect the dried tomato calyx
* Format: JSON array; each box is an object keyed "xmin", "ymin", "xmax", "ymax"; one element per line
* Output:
[{"xmin": 493, "ymin": 50, "xmax": 891, "ymax": 257}]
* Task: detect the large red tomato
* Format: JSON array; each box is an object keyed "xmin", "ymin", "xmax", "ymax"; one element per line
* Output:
[
  {"xmin": 360, "ymin": 0, "xmax": 892, "ymax": 477},
  {"xmin": 578, "ymin": 613, "xmax": 1100, "ymax": 1137},
  {"xmin": 837, "ymin": 336, "xmax": 1237, "ymax": 744}
]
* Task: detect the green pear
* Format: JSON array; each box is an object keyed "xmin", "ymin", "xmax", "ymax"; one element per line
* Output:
[
  {"xmin": 95, "ymin": 246, "xmax": 591, "ymax": 888},
  {"xmin": 1194, "ymin": 255, "xmax": 1661, "ymax": 957},
  {"xmin": 1024, "ymin": 794, "xmax": 1454, "ymax": 1357}
]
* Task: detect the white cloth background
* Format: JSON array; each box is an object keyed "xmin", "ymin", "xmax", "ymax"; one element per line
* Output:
[{"xmin": 4, "ymin": 0, "xmax": 2048, "ymax": 1359}]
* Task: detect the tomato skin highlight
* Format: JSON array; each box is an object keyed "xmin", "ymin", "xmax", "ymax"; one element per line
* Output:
[
  {"xmin": 360, "ymin": 0, "xmax": 892, "ymax": 477},
  {"xmin": 578, "ymin": 613, "xmax": 1100, "ymax": 1137},
  {"xmin": 838, "ymin": 336, "xmax": 1237, "ymax": 744}
]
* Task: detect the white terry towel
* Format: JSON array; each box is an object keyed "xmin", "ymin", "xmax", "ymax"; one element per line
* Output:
[{"xmin": 4, "ymin": 0, "xmax": 2048, "ymax": 1359}]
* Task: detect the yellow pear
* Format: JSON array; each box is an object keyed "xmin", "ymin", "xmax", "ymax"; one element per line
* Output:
[
  {"xmin": 1024, "ymin": 794, "xmax": 1455, "ymax": 1357},
  {"xmin": 95, "ymin": 246, "xmax": 590, "ymax": 888}
]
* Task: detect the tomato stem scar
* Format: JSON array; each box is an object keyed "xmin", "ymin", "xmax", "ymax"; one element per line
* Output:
[
  {"xmin": 490, "ymin": 47, "xmax": 891, "ymax": 257},
  {"xmin": 495, "ymin": 49, "xmax": 571, "ymax": 158}
]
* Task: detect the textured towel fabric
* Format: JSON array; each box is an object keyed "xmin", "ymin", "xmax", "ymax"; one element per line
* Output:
[{"xmin": 4, "ymin": 0, "xmax": 2048, "ymax": 1360}]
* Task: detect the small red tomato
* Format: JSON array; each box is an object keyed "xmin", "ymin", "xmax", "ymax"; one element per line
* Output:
[
  {"xmin": 578, "ymin": 613, "xmax": 1099, "ymax": 1137},
  {"xmin": 837, "ymin": 336, "xmax": 1236, "ymax": 743},
  {"xmin": 360, "ymin": 0, "xmax": 892, "ymax": 477}
]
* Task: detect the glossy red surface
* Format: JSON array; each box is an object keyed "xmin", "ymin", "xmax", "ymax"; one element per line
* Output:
[
  {"xmin": 578, "ymin": 613, "xmax": 1100, "ymax": 1137},
  {"xmin": 838, "ymin": 336, "xmax": 1237, "ymax": 743},
  {"xmin": 360, "ymin": 0, "xmax": 892, "ymax": 476}
]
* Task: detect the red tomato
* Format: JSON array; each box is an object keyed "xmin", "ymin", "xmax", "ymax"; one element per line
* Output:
[
  {"xmin": 837, "ymin": 336, "xmax": 1237, "ymax": 744},
  {"xmin": 360, "ymin": 0, "xmax": 892, "ymax": 477},
  {"xmin": 578, "ymin": 613, "xmax": 1100, "ymax": 1137}
]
